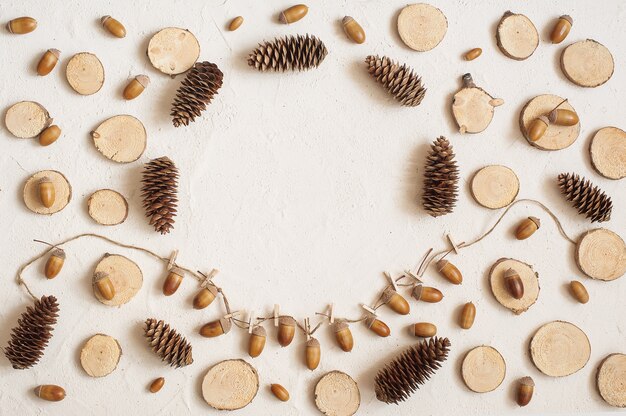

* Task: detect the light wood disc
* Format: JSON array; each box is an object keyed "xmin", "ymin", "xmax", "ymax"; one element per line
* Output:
[
  {"xmin": 80, "ymin": 334, "xmax": 122, "ymax": 378},
  {"xmin": 147, "ymin": 27, "xmax": 200, "ymax": 75},
  {"xmin": 93, "ymin": 254, "xmax": 143, "ymax": 306},
  {"xmin": 519, "ymin": 94, "xmax": 580, "ymax": 150},
  {"xmin": 576, "ymin": 228, "xmax": 626, "ymax": 281},
  {"xmin": 461, "ymin": 346, "xmax": 506, "ymax": 393},
  {"xmin": 397, "ymin": 3, "xmax": 447, "ymax": 52},
  {"xmin": 201, "ymin": 359, "xmax": 259, "ymax": 411},
  {"xmin": 471, "ymin": 165, "xmax": 519, "ymax": 209},
  {"xmin": 66, "ymin": 52, "xmax": 105, "ymax": 95},
  {"xmin": 451, "ymin": 75, "xmax": 502, "ymax": 134},
  {"xmin": 489, "ymin": 258, "xmax": 540, "ymax": 314},
  {"xmin": 590, "ymin": 127, "xmax": 626, "ymax": 179},
  {"xmin": 87, "ymin": 189, "xmax": 128, "ymax": 226},
  {"xmin": 91, "ymin": 115, "xmax": 147, "ymax": 163},
  {"xmin": 597, "ymin": 353, "xmax": 626, "ymax": 407},
  {"xmin": 496, "ymin": 11, "xmax": 539, "ymax": 60},
  {"xmin": 530, "ymin": 320, "xmax": 590, "ymax": 377},
  {"xmin": 561, "ymin": 40, "xmax": 614, "ymax": 88},
  {"xmin": 23, "ymin": 170, "xmax": 72, "ymax": 215},
  {"xmin": 314, "ymin": 371, "xmax": 361, "ymax": 416},
  {"xmin": 5, "ymin": 101, "xmax": 51, "ymax": 138}
]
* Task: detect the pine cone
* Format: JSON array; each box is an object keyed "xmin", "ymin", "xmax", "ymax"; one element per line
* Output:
[
  {"xmin": 144, "ymin": 318, "xmax": 193, "ymax": 368},
  {"xmin": 248, "ymin": 34, "xmax": 328, "ymax": 72},
  {"xmin": 141, "ymin": 157, "xmax": 179, "ymax": 234},
  {"xmin": 375, "ymin": 337, "xmax": 451, "ymax": 404},
  {"xmin": 558, "ymin": 172, "xmax": 612, "ymax": 222},
  {"xmin": 365, "ymin": 55, "xmax": 426, "ymax": 107},
  {"xmin": 422, "ymin": 137, "xmax": 459, "ymax": 217},
  {"xmin": 171, "ymin": 61, "xmax": 223, "ymax": 127},
  {"xmin": 4, "ymin": 295, "xmax": 59, "ymax": 369}
]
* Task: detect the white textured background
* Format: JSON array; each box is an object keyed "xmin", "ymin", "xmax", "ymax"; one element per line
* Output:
[{"xmin": 0, "ymin": 1, "xmax": 625, "ymax": 415}]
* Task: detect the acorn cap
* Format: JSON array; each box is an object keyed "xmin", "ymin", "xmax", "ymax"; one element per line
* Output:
[
  {"xmin": 279, "ymin": 316, "xmax": 296, "ymax": 327},
  {"xmin": 519, "ymin": 376, "xmax": 535, "ymax": 387},
  {"xmin": 135, "ymin": 75, "xmax": 150, "ymax": 88},
  {"xmin": 169, "ymin": 267, "xmax": 184, "ymax": 277},
  {"xmin": 537, "ymin": 115, "xmax": 549, "ymax": 125},
  {"xmin": 50, "ymin": 248, "xmax": 66, "ymax": 259},
  {"xmin": 48, "ymin": 49, "xmax": 61, "ymax": 59},
  {"xmin": 436, "ymin": 259, "xmax": 449, "ymax": 271},
  {"xmin": 37, "ymin": 176, "xmax": 52, "ymax": 184},
  {"xmin": 528, "ymin": 216, "xmax": 540, "ymax": 228},
  {"xmin": 332, "ymin": 320, "xmax": 349, "ymax": 333},
  {"xmin": 306, "ymin": 337, "xmax": 320, "ymax": 348},
  {"xmin": 412, "ymin": 284, "xmax": 424, "ymax": 300},
  {"xmin": 365, "ymin": 316, "xmax": 377, "ymax": 328},
  {"xmin": 251, "ymin": 325, "xmax": 266, "ymax": 337},
  {"xmin": 100, "ymin": 15, "xmax": 111, "ymax": 25},
  {"xmin": 504, "ymin": 268, "xmax": 519, "ymax": 279},
  {"xmin": 94, "ymin": 271, "xmax": 109, "ymax": 282},
  {"xmin": 204, "ymin": 285, "xmax": 218, "ymax": 296},
  {"xmin": 381, "ymin": 287, "xmax": 399, "ymax": 304},
  {"xmin": 220, "ymin": 318, "xmax": 232, "ymax": 334},
  {"xmin": 342, "ymin": 16, "xmax": 354, "ymax": 25},
  {"xmin": 559, "ymin": 15, "xmax": 573, "ymax": 25}
]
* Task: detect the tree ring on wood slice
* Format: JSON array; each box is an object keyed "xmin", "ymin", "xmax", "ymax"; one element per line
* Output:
[
  {"xmin": 470, "ymin": 165, "xmax": 519, "ymax": 209},
  {"xmin": 314, "ymin": 371, "xmax": 360, "ymax": 416},
  {"xmin": 519, "ymin": 94, "xmax": 580, "ymax": 150},
  {"xmin": 93, "ymin": 254, "xmax": 143, "ymax": 306},
  {"xmin": 5, "ymin": 101, "xmax": 52, "ymax": 138},
  {"xmin": 597, "ymin": 353, "xmax": 626, "ymax": 407},
  {"xmin": 397, "ymin": 3, "xmax": 447, "ymax": 52},
  {"xmin": 489, "ymin": 258, "xmax": 540, "ymax": 314},
  {"xmin": 576, "ymin": 228, "xmax": 626, "ymax": 281},
  {"xmin": 561, "ymin": 40, "xmax": 614, "ymax": 88},
  {"xmin": 201, "ymin": 359, "xmax": 259, "ymax": 410},
  {"xmin": 529, "ymin": 320, "xmax": 590, "ymax": 377},
  {"xmin": 590, "ymin": 127, "xmax": 626, "ymax": 179},
  {"xmin": 79, "ymin": 334, "xmax": 122, "ymax": 377},
  {"xmin": 91, "ymin": 115, "xmax": 147, "ymax": 163},
  {"xmin": 496, "ymin": 11, "xmax": 539, "ymax": 60},
  {"xmin": 87, "ymin": 189, "xmax": 128, "ymax": 226},
  {"xmin": 66, "ymin": 52, "xmax": 105, "ymax": 95},
  {"xmin": 461, "ymin": 346, "xmax": 506, "ymax": 393},
  {"xmin": 23, "ymin": 170, "xmax": 72, "ymax": 215},
  {"xmin": 452, "ymin": 74, "xmax": 503, "ymax": 134},
  {"xmin": 147, "ymin": 27, "xmax": 200, "ymax": 75}
]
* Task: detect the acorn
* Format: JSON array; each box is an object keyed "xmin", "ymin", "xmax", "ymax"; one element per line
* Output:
[
  {"xmin": 248, "ymin": 326, "xmax": 267, "ymax": 358},
  {"xmin": 528, "ymin": 116, "xmax": 549, "ymax": 142},
  {"xmin": 200, "ymin": 317, "xmax": 231, "ymax": 338},
  {"xmin": 34, "ymin": 385, "xmax": 65, "ymax": 402},
  {"xmin": 162, "ymin": 267, "xmax": 184, "ymax": 296},
  {"xmin": 411, "ymin": 284, "xmax": 443, "ymax": 303},
  {"xmin": 149, "ymin": 377, "xmax": 165, "ymax": 393},
  {"xmin": 39, "ymin": 125, "xmax": 62, "ymax": 146},
  {"xmin": 569, "ymin": 281, "xmax": 589, "ymax": 304},
  {"xmin": 464, "ymin": 47, "xmax": 482, "ymax": 61},
  {"xmin": 38, "ymin": 177, "xmax": 55, "ymax": 208},
  {"xmin": 277, "ymin": 316, "xmax": 296, "ymax": 347},
  {"xmin": 332, "ymin": 320, "xmax": 354, "ymax": 352},
  {"xmin": 305, "ymin": 337, "xmax": 321, "ymax": 370},
  {"xmin": 436, "ymin": 260, "xmax": 462, "ymax": 284},
  {"xmin": 94, "ymin": 271, "xmax": 115, "ymax": 300},
  {"xmin": 7, "ymin": 17, "xmax": 37, "ymax": 34},
  {"xmin": 37, "ymin": 49, "xmax": 60, "ymax": 76},
  {"xmin": 101, "ymin": 15, "xmax": 126, "ymax": 38},
  {"xmin": 504, "ymin": 268, "xmax": 524, "ymax": 299},
  {"xmin": 44, "ymin": 248, "xmax": 65, "ymax": 279},
  {"xmin": 459, "ymin": 302, "xmax": 476, "ymax": 329},
  {"xmin": 365, "ymin": 316, "xmax": 390, "ymax": 337},
  {"xmin": 342, "ymin": 16, "xmax": 365, "ymax": 44},
  {"xmin": 123, "ymin": 75, "xmax": 150, "ymax": 100},
  {"xmin": 279, "ymin": 4, "xmax": 308, "ymax": 24},
  {"xmin": 412, "ymin": 322, "xmax": 437, "ymax": 338},
  {"xmin": 193, "ymin": 286, "xmax": 218, "ymax": 309},
  {"xmin": 381, "ymin": 287, "xmax": 410, "ymax": 315},
  {"xmin": 270, "ymin": 384, "xmax": 290, "ymax": 401},
  {"xmin": 515, "ymin": 217, "xmax": 540, "ymax": 240},
  {"xmin": 228, "ymin": 16, "xmax": 244, "ymax": 31},
  {"xmin": 550, "ymin": 15, "xmax": 573, "ymax": 44},
  {"xmin": 516, "ymin": 376, "xmax": 535, "ymax": 406},
  {"xmin": 547, "ymin": 108, "xmax": 579, "ymax": 126}
]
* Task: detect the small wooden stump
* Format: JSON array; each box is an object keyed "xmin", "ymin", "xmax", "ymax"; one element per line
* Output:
[
  {"xmin": 314, "ymin": 371, "xmax": 360, "ymax": 416},
  {"xmin": 87, "ymin": 189, "xmax": 128, "ymax": 226},
  {"xmin": 80, "ymin": 334, "xmax": 122, "ymax": 377},
  {"xmin": 93, "ymin": 254, "xmax": 143, "ymax": 306},
  {"xmin": 470, "ymin": 165, "xmax": 519, "ymax": 209},
  {"xmin": 561, "ymin": 40, "xmax": 614, "ymax": 88},
  {"xmin": 91, "ymin": 115, "xmax": 147, "ymax": 163},
  {"xmin": 201, "ymin": 359, "xmax": 259, "ymax": 411},
  {"xmin": 147, "ymin": 27, "xmax": 200, "ymax": 75},
  {"xmin": 519, "ymin": 94, "xmax": 580, "ymax": 150},
  {"xmin": 66, "ymin": 52, "xmax": 105, "ymax": 95},
  {"xmin": 452, "ymin": 74, "xmax": 503, "ymax": 134},
  {"xmin": 397, "ymin": 4, "xmax": 447, "ymax": 52},
  {"xmin": 461, "ymin": 346, "xmax": 506, "ymax": 393},
  {"xmin": 496, "ymin": 11, "xmax": 538, "ymax": 60},
  {"xmin": 489, "ymin": 258, "xmax": 540, "ymax": 314},
  {"xmin": 597, "ymin": 353, "xmax": 626, "ymax": 407},
  {"xmin": 5, "ymin": 101, "xmax": 51, "ymax": 138},
  {"xmin": 576, "ymin": 228, "xmax": 626, "ymax": 281},
  {"xmin": 590, "ymin": 127, "xmax": 626, "ymax": 179},
  {"xmin": 23, "ymin": 170, "xmax": 72, "ymax": 215},
  {"xmin": 530, "ymin": 321, "xmax": 590, "ymax": 377}
]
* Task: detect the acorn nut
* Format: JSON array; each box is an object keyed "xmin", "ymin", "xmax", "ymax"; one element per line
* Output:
[
  {"xmin": 515, "ymin": 216, "xmax": 540, "ymax": 240},
  {"xmin": 550, "ymin": 15, "xmax": 573, "ymax": 44},
  {"xmin": 271, "ymin": 384, "xmax": 290, "ymax": 402},
  {"xmin": 229, "ymin": 16, "xmax": 243, "ymax": 31},
  {"xmin": 44, "ymin": 248, "xmax": 65, "ymax": 279},
  {"xmin": 464, "ymin": 48, "xmax": 482, "ymax": 61},
  {"xmin": 162, "ymin": 267, "xmax": 184, "ymax": 296},
  {"xmin": 516, "ymin": 376, "xmax": 535, "ymax": 406},
  {"xmin": 342, "ymin": 16, "xmax": 365, "ymax": 44},
  {"xmin": 436, "ymin": 259, "xmax": 462, "ymax": 284},
  {"xmin": 279, "ymin": 4, "xmax": 308, "ymax": 24},
  {"xmin": 38, "ymin": 177, "xmax": 55, "ymax": 208},
  {"xmin": 366, "ymin": 316, "xmax": 390, "ymax": 337},
  {"xmin": 39, "ymin": 125, "xmax": 62, "ymax": 146},
  {"xmin": 547, "ymin": 108, "xmax": 579, "ymax": 126},
  {"xmin": 7, "ymin": 17, "xmax": 37, "ymax": 34},
  {"xmin": 200, "ymin": 317, "xmax": 231, "ymax": 338},
  {"xmin": 34, "ymin": 385, "xmax": 65, "ymax": 402},
  {"xmin": 248, "ymin": 326, "xmax": 267, "ymax": 358},
  {"xmin": 94, "ymin": 271, "xmax": 115, "ymax": 300},
  {"xmin": 193, "ymin": 286, "xmax": 218, "ymax": 309},
  {"xmin": 412, "ymin": 322, "xmax": 437, "ymax": 338},
  {"xmin": 332, "ymin": 320, "xmax": 354, "ymax": 352},
  {"xmin": 101, "ymin": 15, "xmax": 126, "ymax": 38},
  {"xmin": 37, "ymin": 49, "xmax": 60, "ymax": 76},
  {"xmin": 149, "ymin": 377, "xmax": 165, "ymax": 393},
  {"xmin": 459, "ymin": 302, "xmax": 476, "ymax": 329},
  {"xmin": 504, "ymin": 268, "xmax": 524, "ymax": 299},
  {"xmin": 381, "ymin": 287, "xmax": 410, "ymax": 315},
  {"xmin": 305, "ymin": 337, "xmax": 320, "ymax": 370},
  {"xmin": 411, "ymin": 285, "xmax": 443, "ymax": 303},
  {"xmin": 123, "ymin": 75, "xmax": 150, "ymax": 100},
  {"xmin": 569, "ymin": 281, "xmax": 589, "ymax": 304},
  {"xmin": 528, "ymin": 116, "xmax": 549, "ymax": 142},
  {"xmin": 277, "ymin": 316, "xmax": 296, "ymax": 347}
]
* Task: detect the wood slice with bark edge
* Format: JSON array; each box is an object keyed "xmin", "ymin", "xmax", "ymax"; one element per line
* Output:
[
  {"xmin": 461, "ymin": 346, "xmax": 506, "ymax": 393},
  {"xmin": 451, "ymin": 74, "xmax": 503, "ymax": 134},
  {"xmin": 561, "ymin": 40, "xmax": 614, "ymax": 88},
  {"xmin": 597, "ymin": 353, "xmax": 626, "ymax": 407},
  {"xmin": 23, "ymin": 170, "xmax": 72, "ymax": 215},
  {"xmin": 91, "ymin": 115, "xmax": 147, "ymax": 163},
  {"xmin": 65, "ymin": 52, "xmax": 105, "ymax": 95},
  {"xmin": 79, "ymin": 334, "xmax": 122, "ymax": 377},
  {"xmin": 519, "ymin": 94, "xmax": 580, "ymax": 150},
  {"xmin": 488, "ymin": 258, "xmax": 540, "ymax": 314},
  {"xmin": 87, "ymin": 189, "xmax": 128, "ymax": 226},
  {"xmin": 496, "ymin": 11, "xmax": 539, "ymax": 60},
  {"xmin": 314, "ymin": 371, "xmax": 360, "ymax": 416},
  {"xmin": 397, "ymin": 4, "xmax": 447, "ymax": 52},
  {"xmin": 590, "ymin": 127, "xmax": 626, "ymax": 179},
  {"xmin": 529, "ymin": 320, "xmax": 591, "ymax": 377},
  {"xmin": 147, "ymin": 27, "xmax": 200, "ymax": 75},
  {"xmin": 201, "ymin": 359, "xmax": 259, "ymax": 411},
  {"xmin": 470, "ymin": 165, "xmax": 519, "ymax": 209},
  {"xmin": 92, "ymin": 253, "xmax": 143, "ymax": 306},
  {"xmin": 5, "ymin": 101, "xmax": 51, "ymax": 138},
  {"xmin": 576, "ymin": 228, "xmax": 626, "ymax": 281}
]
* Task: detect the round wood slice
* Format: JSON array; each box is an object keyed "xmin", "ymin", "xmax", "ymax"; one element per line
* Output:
[
  {"xmin": 5, "ymin": 101, "xmax": 51, "ymax": 138},
  {"xmin": 519, "ymin": 94, "xmax": 580, "ymax": 150},
  {"xmin": 489, "ymin": 258, "xmax": 540, "ymax": 314},
  {"xmin": 80, "ymin": 334, "xmax": 122, "ymax": 377},
  {"xmin": 471, "ymin": 165, "xmax": 519, "ymax": 209},
  {"xmin": 461, "ymin": 346, "xmax": 506, "ymax": 393},
  {"xmin": 561, "ymin": 40, "xmax": 614, "ymax": 88},
  {"xmin": 87, "ymin": 189, "xmax": 128, "ymax": 226},
  {"xmin": 452, "ymin": 75, "xmax": 503, "ymax": 134},
  {"xmin": 496, "ymin": 11, "xmax": 539, "ymax": 60},
  {"xmin": 23, "ymin": 170, "xmax": 72, "ymax": 215},
  {"xmin": 530, "ymin": 320, "xmax": 590, "ymax": 377},
  {"xmin": 201, "ymin": 359, "xmax": 259, "ymax": 411},
  {"xmin": 66, "ymin": 52, "xmax": 105, "ymax": 95},
  {"xmin": 597, "ymin": 353, "xmax": 626, "ymax": 407},
  {"xmin": 397, "ymin": 3, "xmax": 447, "ymax": 52},
  {"xmin": 576, "ymin": 228, "xmax": 626, "ymax": 281},
  {"xmin": 93, "ymin": 254, "xmax": 143, "ymax": 306},
  {"xmin": 590, "ymin": 127, "xmax": 626, "ymax": 179},
  {"xmin": 314, "ymin": 371, "xmax": 360, "ymax": 416},
  {"xmin": 91, "ymin": 115, "xmax": 147, "ymax": 163},
  {"xmin": 147, "ymin": 27, "xmax": 200, "ymax": 75}
]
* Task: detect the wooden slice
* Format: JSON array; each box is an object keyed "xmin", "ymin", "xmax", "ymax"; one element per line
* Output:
[
  {"xmin": 561, "ymin": 40, "xmax": 614, "ymax": 88},
  {"xmin": 519, "ymin": 94, "xmax": 580, "ymax": 150},
  {"xmin": 23, "ymin": 170, "xmax": 72, "ymax": 215},
  {"xmin": 496, "ymin": 11, "xmax": 539, "ymax": 60},
  {"xmin": 597, "ymin": 353, "xmax": 626, "ymax": 407},
  {"xmin": 5, "ymin": 101, "xmax": 51, "ymax": 138},
  {"xmin": 489, "ymin": 258, "xmax": 540, "ymax": 314},
  {"xmin": 91, "ymin": 115, "xmax": 147, "ymax": 163},
  {"xmin": 461, "ymin": 346, "xmax": 506, "ymax": 393},
  {"xmin": 66, "ymin": 52, "xmax": 105, "ymax": 95},
  {"xmin": 314, "ymin": 371, "xmax": 360, "ymax": 416},
  {"xmin": 147, "ymin": 27, "xmax": 200, "ymax": 75},
  {"xmin": 397, "ymin": 4, "xmax": 447, "ymax": 52},
  {"xmin": 87, "ymin": 189, "xmax": 128, "ymax": 226},
  {"xmin": 452, "ymin": 74, "xmax": 503, "ymax": 134},
  {"xmin": 93, "ymin": 254, "xmax": 143, "ymax": 306},
  {"xmin": 470, "ymin": 165, "xmax": 519, "ymax": 209},
  {"xmin": 201, "ymin": 359, "xmax": 259, "ymax": 411},
  {"xmin": 576, "ymin": 228, "xmax": 626, "ymax": 281},
  {"xmin": 80, "ymin": 334, "xmax": 122, "ymax": 377},
  {"xmin": 590, "ymin": 127, "xmax": 626, "ymax": 179},
  {"xmin": 530, "ymin": 320, "xmax": 590, "ymax": 377}
]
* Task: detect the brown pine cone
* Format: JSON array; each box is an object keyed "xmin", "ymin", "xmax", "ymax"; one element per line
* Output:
[
  {"xmin": 558, "ymin": 172, "xmax": 612, "ymax": 222},
  {"xmin": 365, "ymin": 55, "xmax": 426, "ymax": 106},
  {"xmin": 141, "ymin": 157, "xmax": 179, "ymax": 234},
  {"xmin": 144, "ymin": 318, "xmax": 193, "ymax": 368},
  {"xmin": 171, "ymin": 61, "xmax": 224, "ymax": 127},
  {"xmin": 422, "ymin": 137, "xmax": 459, "ymax": 217},
  {"xmin": 248, "ymin": 34, "xmax": 328, "ymax": 72}
]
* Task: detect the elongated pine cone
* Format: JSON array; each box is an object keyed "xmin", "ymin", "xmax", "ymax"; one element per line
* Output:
[
  {"xmin": 375, "ymin": 337, "xmax": 451, "ymax": 404},
  {"xmin": 558, "ymin": 172, "xmax": 612, "ymax": 222},
  {"xmin": 4, "ymin": 295, "xmax": 59, "ymax": 369},
  {"xmin": 365, "ymin": 55, "xmax": 426, "ymax": 107},
  {"xmin": 171, "ymin": 61, "xmax": 224, "ymax": 127},
  {"xmin": 422, "ymin": 137, "xmax": 459, "ymax": 217},
  {"xmin": 144, "ymin": 318, "xmax": 193, "ymax": 368},
  {"xmin": 248, "ymin": 34, "xmax": 328, "ymax": 72},
  {"xmin": 141, "ymin": 157, "xmax": 179, "ymax": 234}
]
